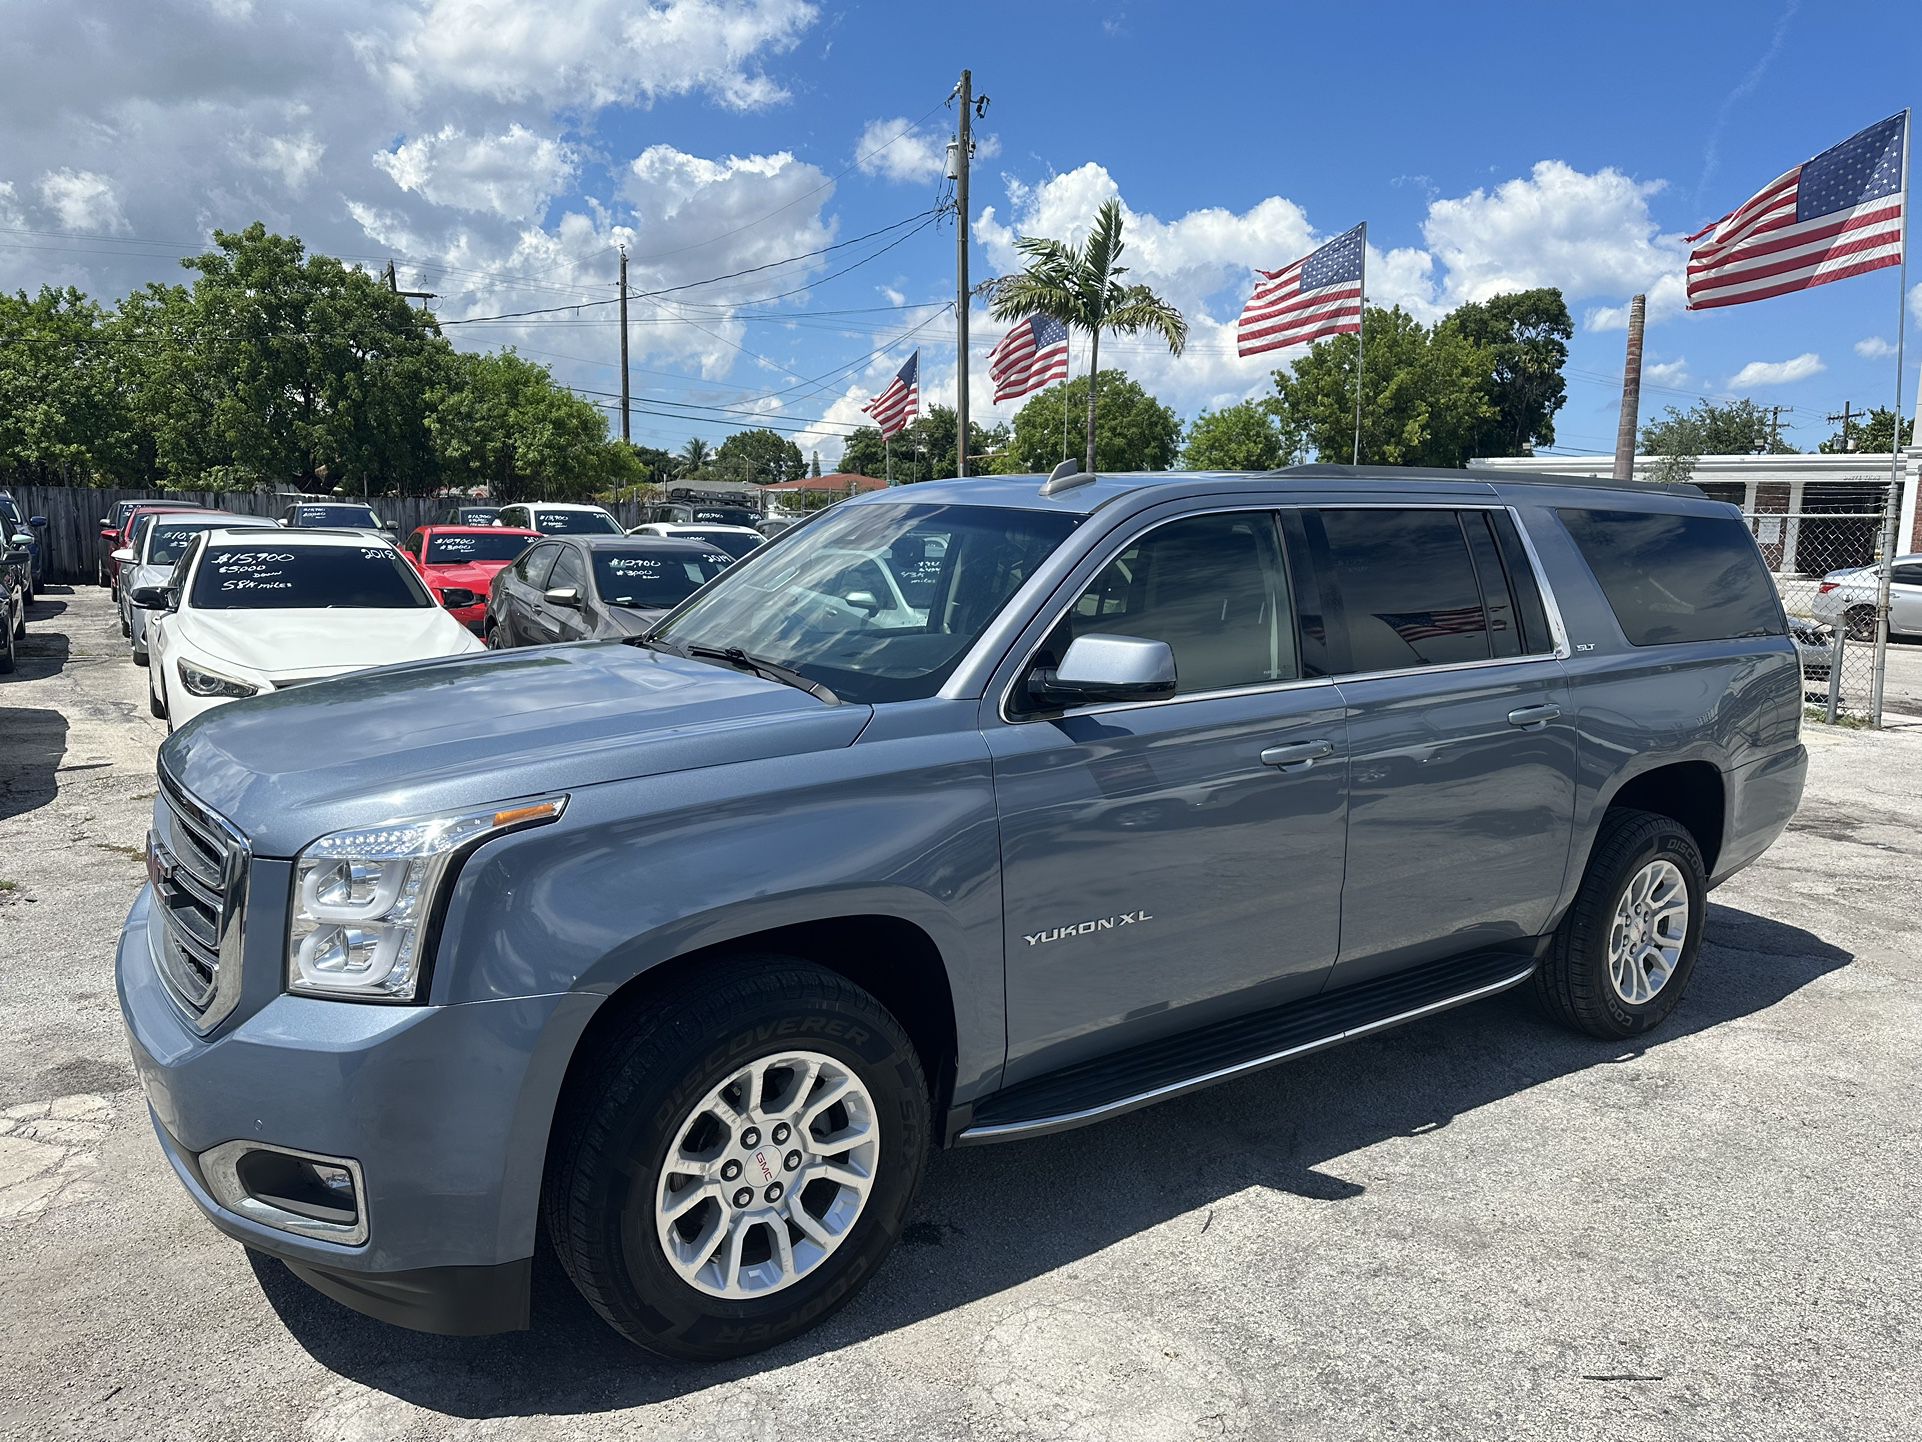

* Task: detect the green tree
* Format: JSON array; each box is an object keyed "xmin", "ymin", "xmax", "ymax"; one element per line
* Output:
[
  {"xmin": 1182, "ymin": 400, "xmax": 1290, "ymax": 470},
  {"xmin": 677, "ymin": 436, "xmax": 712, "ymax": 475},
  {"xmin": 713, "ymin": 427, "xmax": 805, "ymax": 486},
  {"xmin": 987, "ymin": 199, "xmax": 1186, "ymax": 474},
  {"xmin": 1270, "ymin": 304, "xmax": 1493, "ymax": 467},
  {"xmin": 1819, "ymin": 407, "xmax": 1913, "ymax": 455},
  {"xmin": 428, "ymin": 349, "xmax": 632, "ymax": 500},
  {"xmin": 1444, "ymin": 287, "xmax": 1571, "ymax": 457},
  {"xmin": 1002, "ymin": 371, "xmax": 1181, "ymax": 473},
  {"xmin": 1641, "ymin": 398, "xmax": 1798, "ymax": 458},
  {"xmin": 0, "ymin": 286, "xmax": 133, "ymax": 485},
  {"xmin": 840, "ymin": 427, "xmax": 888, "ymax": 478},
  {"xmin": 809, "ymin": 449, "xmax": 822, "ymax": 477}
]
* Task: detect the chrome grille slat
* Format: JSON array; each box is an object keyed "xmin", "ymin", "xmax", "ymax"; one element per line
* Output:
[{"xmin": 152, "ymin": 770, "xmax": 250, "ymax": 1033}]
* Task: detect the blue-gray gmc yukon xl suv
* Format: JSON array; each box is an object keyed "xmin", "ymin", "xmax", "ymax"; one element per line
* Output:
[{"xmin": 119, "ymin": 464, "xmax": 1807, "ymax": 1359}]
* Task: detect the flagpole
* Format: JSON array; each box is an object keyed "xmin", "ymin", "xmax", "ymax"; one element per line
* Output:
[
  {"xmin": 886, "ymin": 434, "xmax": 893, "ymax": 487},
  {"xmin": 1062, "ymin": 334, "xmax": 1073, "ymax": 464},
  {"xmin": 1871, "ymin": 107, "xmax": 1911, "ymax": 727},
  {"xmin": 1353, "ymin": 221, "xmax": 1367, "ymax": 466}
]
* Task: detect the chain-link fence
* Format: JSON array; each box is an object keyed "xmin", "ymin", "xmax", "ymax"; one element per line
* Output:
[{"xmin": 1706, "ymin": 476, "xmax": 1893, "ymax": 721}]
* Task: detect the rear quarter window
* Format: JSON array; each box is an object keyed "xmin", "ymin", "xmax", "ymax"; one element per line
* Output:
[{"xmin": 1558, "ymin": 507, "xmax": 1785, "ymax": 646}]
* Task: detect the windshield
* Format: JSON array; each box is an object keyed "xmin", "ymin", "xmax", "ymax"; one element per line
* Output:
[
  {"xmin": 449, "ymin": 508, "xmax": 500, "ymax": 525},
  {"xmin": 147, "ymin": 520, "xmax": 269, "ymax": 564},
  {"xmin": 678, "ymin": 527, "xmax": 762, "ymax": 559},
  {"xmin": 536, "ymin": 509, "xmax": 622, "ymax": 535},
  {"xmin": 426, "ymin": 532, "xmax": 533, "ymax": 564},
  {"xmin": 191, "ymin": 544, "xmax": 432, "ymax": 610},
  {"xmin": 654, "ymin": 502, "xmax": 1078, "ymax": 703},
  {"xmin": 592, "ymin": 546, "xmax": 732, "ymax": 610},
  {"xmin": 293, "ymin": 504, "xmax": 381, "ymax": 529},
  {"xmin": 688, "ymin": 507, "xmax": 759, "ymax": 527}
]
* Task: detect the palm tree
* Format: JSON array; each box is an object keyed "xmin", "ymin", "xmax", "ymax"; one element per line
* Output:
[
  {"xmin": 677, "ymin": 436, "xmax": 712, "ymax": 476},
  {"xmin": 987, "ymin": 199, "xmax": 1187, "ymax": 474}
]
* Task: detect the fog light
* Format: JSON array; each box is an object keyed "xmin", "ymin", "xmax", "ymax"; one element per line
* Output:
[{"xmin": 199, "ymin": 1141, "xmax": 367, "ymax": 1246}]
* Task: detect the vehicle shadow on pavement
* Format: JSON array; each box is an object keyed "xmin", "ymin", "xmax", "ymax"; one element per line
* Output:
[
  {"xmin": 0, "ymin": 708, "xmax": 68, "ymax": 823},
  {"xmin": 250, "ymin": 903, "xmax": 1852, "ymax": 1417},
  {"xmin": 10, "ymin": 624, "xmax": 72, "ymax": 681}
]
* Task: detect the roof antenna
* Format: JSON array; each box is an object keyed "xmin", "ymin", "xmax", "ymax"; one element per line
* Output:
[{"xmin": 1040, "ymin": 458, "xmax": 1093, "ymax": 497}]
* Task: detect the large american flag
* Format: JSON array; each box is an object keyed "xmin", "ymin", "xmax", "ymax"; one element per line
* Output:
[
  {"xmin": 1687, "ymin": 112, "xmax": 1908, "ymax": 311},
  {"xmin": 1236, "ymin": 222, "xmax": 1366, "ymax": 357},
  {"xmin": 987, "ymin": 315, "xmax": 1070, "ymax": 402},
  {"xmin": 862, "ymin": 351, "xmax": 919, "ymax": 437}
]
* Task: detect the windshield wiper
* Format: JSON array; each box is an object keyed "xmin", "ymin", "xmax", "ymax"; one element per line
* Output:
[{"xmin": 635, "ymin": 635, "xmax": 838, "ymax": 705}]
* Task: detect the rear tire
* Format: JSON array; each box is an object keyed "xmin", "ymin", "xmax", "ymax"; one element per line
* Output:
[
  {"xmin": 544, "ymin": 956, "xmax": 929, "ymax": 1361},
  {"xmin": 0, "ymin": 608, "xmax": 15, "ymax": 674},
  {"xmin": 1536, "ymin": 808, "xmax": 1706, "ymax": 1040},
  {"xmin": 1844, "ymin": 605, "xmax": 1877, "ymax": 643}
]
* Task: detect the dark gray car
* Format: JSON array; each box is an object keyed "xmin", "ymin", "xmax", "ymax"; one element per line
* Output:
[
  {"xmin": 120, "ymin": 465, "xmax": 1807, "ymax": 1362},
  {"xmin": 486, "ymin": 534, "xmax": 733, "ymax": 646}
]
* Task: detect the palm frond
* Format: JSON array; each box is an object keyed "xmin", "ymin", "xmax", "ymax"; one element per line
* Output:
[{"xmin": 1104, "ymin": 286, "xmax": 1189, "ymax": 356}]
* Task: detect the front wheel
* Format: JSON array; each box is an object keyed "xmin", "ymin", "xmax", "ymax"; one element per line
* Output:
[
  {"xmin": 1535, "ymin": 808, "xmax": 1706, "ymax": 1040},
  {"xmin": 0, "ymin": 606, "xmax": 15, "ymax": 674},
  {"xmin": 544, "ymin": 957, "xmax": 930, "ymax": 1360}
]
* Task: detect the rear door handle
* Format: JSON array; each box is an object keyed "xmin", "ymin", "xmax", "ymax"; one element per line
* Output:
[
  {"xmin": 1506, "ymin": 704, "xmax": 1562, "ymax": 729},
  {"xmin": 1260, "ymin": 739, "xmax": 1334, "ymax": 770}
]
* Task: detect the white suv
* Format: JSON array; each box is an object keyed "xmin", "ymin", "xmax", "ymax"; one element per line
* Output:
[
  {"xmin": 135, "ymin": 528, "xmax": 483, "ymax": 729},
  {"xmin": 497, "ymin": 502, "xmax": 624, "ymax": 537}
]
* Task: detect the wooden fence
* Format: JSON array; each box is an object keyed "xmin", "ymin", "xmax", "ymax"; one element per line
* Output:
[{"xmin": 7, "ymin": 488, "xmax": 657, "ymax": 586}]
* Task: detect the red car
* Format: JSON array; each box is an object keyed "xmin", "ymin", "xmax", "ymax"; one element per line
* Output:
[
  {"xmin": 110, "ymin": 503, "xmax": 219, "ymax": 596},
  {"xmin": 401, "ymin": 524, "xmax": 541, "ymax": 632}
]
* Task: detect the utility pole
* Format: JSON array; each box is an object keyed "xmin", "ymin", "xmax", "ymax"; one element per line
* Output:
[
  {"xmin": 1827, "ymin": 400, "xmax": 1860, "ymax": 452},
  {"xmin": 1765, "ymin": 404, "xmax": 1790, "ymax": 452},
  {"xmin": 381, "ymin": 260, "xmax": 435, "ymax": 305},
  {"xmin": 1611, "ymin": 293, "xmax": 1645, "ymax": 481},
  {"xmin": 618, "ymin": 246, "xmax": 631, "ymax": 444},
  {"xmin": 952, "ymin": 69, "xmax": 976, "ymax": 479}
]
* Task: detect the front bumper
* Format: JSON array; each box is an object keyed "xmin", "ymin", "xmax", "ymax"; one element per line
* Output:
[{"xmin": 116, "ymin": 885, "xmax": 598, "ymax": 1334}]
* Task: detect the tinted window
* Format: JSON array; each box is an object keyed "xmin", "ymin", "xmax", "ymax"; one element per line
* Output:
[
  {"xmin": 678, "ymin": 527, "xmax": 761, "ymax": 559},
  {"xmin": 516, "ymin": 544, "xmax": 559, "ymax": 586},
  {"xmin": 1040, "ymin": 511, "xmax": 1294, "ymax": 697},
  {"xmin": 593, "ymin": 547, "xmax": 731, "ymax": 609},
  {"xmin": 548, "ymin": 547, "xmax": 588, "ymax": 593},
  {"xmin": 190, "ymin": 544, "xmax": 431, "ymax": 610},
  {"xmin": 689, "ymin": 507, "xmax": 759, "ymax": 527},
  {"xmin": 535, "ymin": 509, "xmax": 621, "ymax": 535},
  {"xmin": 1558, "ymin": 508, "xmax": 1786, "ymax": 646},
  {"xmin": 1490, "ymin": 511, "xmax": 1553, "ymax": 653},
  {"xmin": 426, "ymin": 532, "xmax": 535, "ymax": 564},
  {"xmin": 292, "ymin": 504, "xmax": 381, "ymax": 528},
  {"xmin": 146, "ymin": 520, "xmax": 269, "ymax": 565},
  {"xmin": 657, "ymin": 503, "xmax": 1076, "ymax": 704},
  {"xmin": 1316, "ymin": 509, "xmax": 1492, "ymax": 671},
  {"xmin": 1893, "ymin": 562, "xmax": 1922, "ymax": 587}
]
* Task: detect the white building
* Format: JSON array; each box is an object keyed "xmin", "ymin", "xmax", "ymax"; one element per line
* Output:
[{"xmin": 1475, "ymin": 446, "xmax": 1921, "ymax": 575}]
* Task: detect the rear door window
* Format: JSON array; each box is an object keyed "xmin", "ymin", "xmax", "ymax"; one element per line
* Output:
[
  {"xmin": 1558, "ymin": 508, "xmax": 1786, "ymax": 646},
  {"xmin": 1313, "ymin": 509, "xmax": 1493, "ymax": 671}
]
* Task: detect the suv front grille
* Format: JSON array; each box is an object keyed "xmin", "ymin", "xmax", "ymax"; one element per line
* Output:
[{"xmin": 151, "ymin": 772, "xmax": 250, "ymax": 1032}]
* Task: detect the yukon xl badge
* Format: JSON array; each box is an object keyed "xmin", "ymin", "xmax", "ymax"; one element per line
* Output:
[{"xmin": 1024, "ymin": 911, "xmax": 1153, "ymax": 947}]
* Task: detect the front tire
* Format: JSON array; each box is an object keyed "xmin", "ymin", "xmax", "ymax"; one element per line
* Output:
[
  {"xmin": 544, "ymin": 957, "xmax": 930, "ymax": 1361},
  {"xmin": 1536, "ymin": 808, "xmax": 1706, "ymax": 1040},
  {"xmin": 148, "ymin": 664, "xmax": 167, "ymax": 719}
]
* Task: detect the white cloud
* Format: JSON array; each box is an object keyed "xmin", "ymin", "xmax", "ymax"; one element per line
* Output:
[
  {"xmin": 853, "ymin": 117, "xmax": 1000, "ymax": 184},
  {"xmin": 375, "ymin": 124, "xmax": 575, "ymax": 218},
  {"xmin": 383, "ymin": 0, "xmax": 817, "ymax": 111},
  {"xmin": 1727, "ymin": 353, "xmax": 1824, "ymax": 388},
  {"xmin": 1645, "ymin": 357, "xmax": 1691, "ymax": 386},
  {"xmin": 36, "ymin": 168, "xmax": 129, "ymax": 232},
  {"xmin": 1856, "ymin": 336, "xmax": 1897, "ymax": 359}
]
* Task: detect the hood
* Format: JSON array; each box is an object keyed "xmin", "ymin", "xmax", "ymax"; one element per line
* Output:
[
  {"xmin": 159, "ymin": 641, "xmax": 870, "ymax": 856},
  {"xmin": 186, "ymin": 607, "xmax": 481, "ymax": 677},
  {"xmin": 419, "ymin": 558, "xmax": 513, "ymax": 592}
]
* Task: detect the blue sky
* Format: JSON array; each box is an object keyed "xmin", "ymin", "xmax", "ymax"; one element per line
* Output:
[{"xmin": 2, "ymin": 0, "xmax": 1917, "ymax": 464}]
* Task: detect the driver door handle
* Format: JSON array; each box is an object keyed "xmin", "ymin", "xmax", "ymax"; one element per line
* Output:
[
  {"xmin": 1260, "ymin": 739, "xmax": 1334, "ymax": 770},
  {"xmin": 1506, "ymin": 704, "xmax": 1562, "ymax": 729}
]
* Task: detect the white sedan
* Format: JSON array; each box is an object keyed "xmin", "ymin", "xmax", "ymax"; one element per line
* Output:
[
  {"xmin": 136, "ymin": 528, "xmax": 485, "ymax": 730},
  {"xmin": 627, "ymin": 521, "xmax": 766, "ymax": 561},
  {"xmin": 1810, "ymin": 553, "xmax": 1922, "ymax": 640}
]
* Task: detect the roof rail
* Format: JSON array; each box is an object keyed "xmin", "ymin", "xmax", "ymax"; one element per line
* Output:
[{"xmin": 1039, "ymin": 459, "xmax": 1095, "ymax": 497}]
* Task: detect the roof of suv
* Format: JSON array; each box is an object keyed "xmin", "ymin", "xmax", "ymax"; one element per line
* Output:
[
  {"xmin": 863, "ymin": 463, "xmax": 1708, "ymax": 516},
  {"xmin": 512, "ymin": 502, "xmax": 618, "ymax": 513}
]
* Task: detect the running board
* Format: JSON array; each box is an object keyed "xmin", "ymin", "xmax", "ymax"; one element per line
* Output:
[{"xmin": 957, "ymin": 951, "xmax": 1537, "ymax": 1144}]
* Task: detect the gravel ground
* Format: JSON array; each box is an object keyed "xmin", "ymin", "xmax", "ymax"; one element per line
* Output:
[{"xmin": 2, "ymin": 586, "xmax": 1920, "ymax": 1442}]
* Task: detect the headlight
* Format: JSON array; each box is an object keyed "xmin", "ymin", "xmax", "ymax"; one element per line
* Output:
[
  {"xmin": 179, "ymin": 661, "xmax": 259, "ymax": 698},
  {"xmin": 287, "ymin": 796, "xmax": 567, "ymax": 1001}
]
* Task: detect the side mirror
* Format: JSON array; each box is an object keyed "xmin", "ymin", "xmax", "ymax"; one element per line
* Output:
[
  {"xmin": 129, "ymin": 585, "xmax": 172, "ymax": 611},
  {"xmin": 10, "ymin": 532, "xmax": 34, "ymax": 549},
  {"xmin": 844, "ymin": 590, "xmax": 881, "ymax": 614},
  {"xmin": 543, "ymin": 585, "xmax": 582, "ymax": 610},
  {"xmin": 111, "ymin": 546, "xmax": 135, "ymax": 564},
  {"xmin": 440, "ymin": 587, "xmax": 477, "ymax": 610},
  {"xmin": 1028, "ymin": 634, "xmax": 1178, "ymax": 709},
  {"xmin": 28, "ymin": 517, "xmax": 45, "ymax": 529},
  {"xmin": 99, "ymin": 517, "xmax": 112, "ymax": 527}
]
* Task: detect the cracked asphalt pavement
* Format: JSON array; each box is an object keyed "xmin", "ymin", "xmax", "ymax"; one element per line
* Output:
[{"xmin": 2, "ymin": 586, "xmax": 1919, "ymax": 1440}]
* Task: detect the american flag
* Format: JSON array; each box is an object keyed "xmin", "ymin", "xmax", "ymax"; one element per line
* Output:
[
  {"xmin": 987, "ymin": 315, "xmax": 1070, "ymax": 402},
  {"xmin": 863, "ymin": 351, "xmax": 919, "ymax": 437},
  {"xmin": 1687, "ymin": 112, "xmax": 1908, "ymax": 311},
  {"xmin": 1236, "ymin": 222, "xmax": 1366, "ymax": 357}
]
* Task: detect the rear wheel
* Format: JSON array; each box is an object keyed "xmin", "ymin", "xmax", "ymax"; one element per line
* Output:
[
  {"xmin": 1536, "ymin": 809, "xmax": 1706, "ymax": 1040},
  {"xmin": 544, "ymin": 957, "xmax": 930, "ymax": 1360},
  {"xmin": 0, "ymin": 605, "xmax": 15, "ymax": 673},
  {"xmin": 1844, "ymin": 605, "xmax": 1877, "ymax": 642}
]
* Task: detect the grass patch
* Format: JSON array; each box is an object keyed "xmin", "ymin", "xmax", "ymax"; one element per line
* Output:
[
  {"xmin": 0, "ymin": 879, "xmax": 16, "ymax": 893},
  {"xmin": 1805, "ymin": 706, "xmax": 1875, "ymax": 731},
  {"xmin": 94, "ymin": 842, "xmax": 148, "ymax": 861}
]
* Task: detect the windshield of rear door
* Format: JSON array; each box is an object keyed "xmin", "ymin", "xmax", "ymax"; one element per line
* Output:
[
  {"xmin": 652, "ymin": 502, "xmax": 1079, "ymax": 703},
  {"xmin": 426, "ymin": 532, "xmax": 534, "ymax": 563},
  {"xmin": 293, "ymin": 504, "xmax": 381, "ymax": 528},
  {"xmin": 536, "ymin": 509, "xmax": 622, "ymax": 535},
  {"xmin": 190, "ymin": 544, "xmax": 433, "ymax": 609},
  {"xmin": 593, "ymin": 547, "xmax": 732, "ymax": 609}
]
